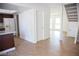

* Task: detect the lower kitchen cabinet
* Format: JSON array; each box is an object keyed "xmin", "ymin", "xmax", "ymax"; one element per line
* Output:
[{"xmin": 0, "ymin": 34, "xmax": 15, "ymax": 51}]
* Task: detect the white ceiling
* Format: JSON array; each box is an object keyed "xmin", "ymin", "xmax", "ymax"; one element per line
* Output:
[
  {"xmin": 0, "ymin": 3, "xmax": 30, "ymax": 13},
  {"xmin": 11, "ymin": 3, "xmax": 63, "ymax": 8},
  {"xmin": 0, "ymin": 3, "xmax": 71, "ymax": 13}
]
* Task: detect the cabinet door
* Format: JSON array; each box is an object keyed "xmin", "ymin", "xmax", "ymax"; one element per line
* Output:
[
  {"xmin": 3, "ymin": 14, "xmax": 13, "ymax": 18},
  {"xmin": 0, "ymin": 36, "xmax": 3, "ymax": 51},
  {"xmin": 1, "ymin": 34, "xmax": 15, "ymax": 51}
]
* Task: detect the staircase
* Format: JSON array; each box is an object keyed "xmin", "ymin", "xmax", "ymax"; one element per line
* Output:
[
  {"xmin": 65, "ymin": 3, "xmax": 79, "ymax": 44},
  {"xmin": 65, "ymin": 3, "xmax": 78, "ymax": 22}
]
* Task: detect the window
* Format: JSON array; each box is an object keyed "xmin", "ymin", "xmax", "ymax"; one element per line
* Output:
[{"xmin": 55, "ymin": 18, "xmax": 61, "ymax": 30}]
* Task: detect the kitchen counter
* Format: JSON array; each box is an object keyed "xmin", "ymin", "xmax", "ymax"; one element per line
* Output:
[{"xmin": 0, "ymin": 31, "xmax": 16, "ymax": 35}]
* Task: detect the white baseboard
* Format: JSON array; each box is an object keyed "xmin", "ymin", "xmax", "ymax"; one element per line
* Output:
[
  {"xmin": 37, "ymin": 37, "xmax": 50, "ymax": 42},
  {"xmin": 0, "ymin": 47, "xmax": 16, "ymax": 55}
]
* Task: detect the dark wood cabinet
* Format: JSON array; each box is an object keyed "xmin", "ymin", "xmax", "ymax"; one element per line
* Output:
[
  {"xmin": 0, "ymin": 19, "xmax": 3, "ymax": 22},
  {"xmin": 0, "ymin": 14, "xmax": 13, "ymax": 18},
  {"xmin": 3, "ymin": 14, "xmax": 13, "ymax": 18},
  {"xmin": 0, "ymin": 37, "xmax": 3, "ymax": 51},
  {"xmin": 0, "ymin": 28, "xmax": 5, "ymax": 31},
  {"xmin": 0, "ymin": 34, "xmax": 15, "ymax": 51},
  {"xmin": 0, "ymin": 14, "xmax": 3, "ymax": 19},
  {"xmin": 0, "ymin": 13, "xmax": 14, "ymax": 31}
]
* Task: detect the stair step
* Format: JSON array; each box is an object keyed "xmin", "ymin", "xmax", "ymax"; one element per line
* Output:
[
  {"xmin": 65, "ymin": 3, "xmax": 78, "ymax": 22},
  {"xmin": 65, "ymin": 3, "xmax": 77, "ymax": 7}
]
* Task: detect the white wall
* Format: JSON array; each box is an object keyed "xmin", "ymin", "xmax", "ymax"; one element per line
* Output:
[
  {"xmin": 36, "ymin": 8, "xmax": 50, "ymax": 41},
  {"xmin": 19, "ymin": 9, "xmax": 37, "ymax": 43},
  {"xmin": 77, "ymin": 4, "xmax": 79, "ymax": 28},
  {"xmin": 36, "ymin": 8, "xmax": 44, "ymax": 41},
  {"xmin": 43, "ymin": 8, "xmax": 50, "ymax": 39},
  {"xmin": 19, "ymin": 8, "xmax": 50, "ymax": 43},
  {"xmin": 62, "ymin": 5, "xmax": 68, "ymax": 32}
]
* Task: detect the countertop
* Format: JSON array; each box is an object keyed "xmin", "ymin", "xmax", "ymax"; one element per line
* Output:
[{"xmin": 0, "ymin": 31, "xmax": 16, "ymax": 35}]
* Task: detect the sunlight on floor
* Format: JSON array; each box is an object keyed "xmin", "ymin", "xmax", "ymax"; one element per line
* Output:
[
  {"xmin": 50, "ymin": 31, "xmax": 61, "ymax": 40},
  {"xmin": 50, "ymin": 31, "xmax": 64, "ymax": 50}
]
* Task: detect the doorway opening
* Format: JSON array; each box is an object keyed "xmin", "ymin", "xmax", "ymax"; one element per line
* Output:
[
  {"xmin": 50, "ymin": 16, "xmax": 62, "ymax": 31},
  {"xmin": 50, "ymin": 14, "xmax": 63, "ymax": 41}
]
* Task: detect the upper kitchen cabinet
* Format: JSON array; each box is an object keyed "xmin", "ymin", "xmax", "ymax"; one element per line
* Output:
[
  {"xmin": 3, "ymin": 14, "xmax": 13, "ymax": 18},
  {"xmin": 0, "ymin": 13, "xmax": 13, "ymax": 18},
  {"xmin": 0, "ymin": 14, "xmax": 3, "ymax": 19},
  {"xmin": 0, "ymin": 13, "xmax": 14, "ymax": 31}
]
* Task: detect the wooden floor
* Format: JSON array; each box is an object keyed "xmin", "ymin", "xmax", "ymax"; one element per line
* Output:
[{"xmin": 1, "ymin": 31, "xmax": 79, "ymax": 56}]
